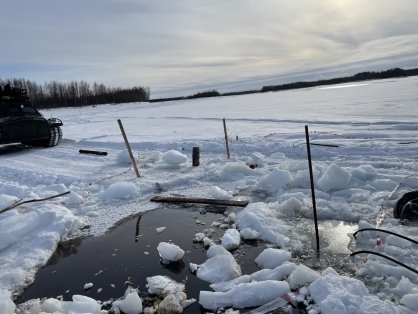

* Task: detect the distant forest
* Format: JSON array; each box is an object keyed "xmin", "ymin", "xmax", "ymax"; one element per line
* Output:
[
  {"xmin": 2, "ymin": 67, "xmax": 417, "ymax": 108},
  {"xmin": 151, "ymin": 67, "xmax": 418, "ymax": 102},
  {"xmin": 0, "ymin": 78, "xmax": 150, "ymax": 109}
]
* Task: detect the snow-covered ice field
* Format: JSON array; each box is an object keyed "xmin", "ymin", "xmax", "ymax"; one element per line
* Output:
[{"xmin": 1, "ymin": 76, "xmax": 418, "ymax": 313}]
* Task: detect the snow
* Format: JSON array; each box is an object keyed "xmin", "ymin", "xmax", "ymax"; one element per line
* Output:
[
  {"xmin": 240, "ymin": 227, "xmax": 259, "ymax": 240},
  {"xmin": 199, "ymin": 280, "xmax": 290, "ymax": 310},
  {"xmin": 0, "ymin": 289, "xmax": 15, "ymax": 314},
  {"xmin": 287, "ymin": 264, "xmax": 321, "ymax": 290},
  {"xmin": 255, "ymin": 248, "xmax": 292, "ymax": 269},
  {"xmin": 111, "ymin": 287, "xmax": 143, "ymax": 314},
  {"xmin": 161, "ymin": 150, "xmax": 187, "ymax": 165},
  {"xmin": 317, "ymin": 163, "xmax": 351, "ymax": 192},
  {"xmin": 400, "ymin": 293, "xmax": 418, "ymax": 311},
  {"xmin": 309, "ymin": 269, "xmax": 400, "ymax": 314},
  {"xmin": 195, "ymin": 245, "xmax": 241, "ymax": 283},
  {"xmin": 208, "ymin": 185, "xmax": 233, "ymax": 199},
  {"xmin": 1, "ymin": 77, "xmax": 418, "ymax": 312},
  {"xmin": 257, "ymin": 167, "xmax": 293, "ymax": 189},
  {"xmin": 221, "ymin": 228, "xmax": 241, "ymax": 250},
  {"xmin": 100, "ymin": 181, "xmax": 137, "ymax": 200},
  {"xmin": 157, "ymin": 242, "xmax": 185, "ymax": 263},
  {"xmin": 146, "ymin": 275, "xmax": 185, "ymax": 296}
]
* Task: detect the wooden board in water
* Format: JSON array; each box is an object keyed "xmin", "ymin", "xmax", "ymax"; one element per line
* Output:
[{"xmin": 150, "ymin": 195, "xmax": 248, "ymax": 207}]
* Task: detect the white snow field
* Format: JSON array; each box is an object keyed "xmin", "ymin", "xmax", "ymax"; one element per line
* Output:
[{"xmin": 1, "ymin": 76, "xmax": 418, "ymax": 313}]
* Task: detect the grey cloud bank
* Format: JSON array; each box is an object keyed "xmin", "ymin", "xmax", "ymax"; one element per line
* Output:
[{"xmin": 1, "ymin": 0, "xmax": 417, "ymax": 97}]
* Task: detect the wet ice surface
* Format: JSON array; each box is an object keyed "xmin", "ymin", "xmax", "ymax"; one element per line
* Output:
[
  {"xmin": 16, "ymin": 206, "xmax": 268, "ymax": 313},
  {"xmin": 291, "ymin": 219, "xmax": 358, "ymax": 278},
  {"xmin": 17, "ymin": 203, "xmax": 359, "ymax": 313}
]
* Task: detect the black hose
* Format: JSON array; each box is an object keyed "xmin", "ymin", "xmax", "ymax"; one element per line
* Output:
[
  {"xmin": 350, "ymin": 250, "xmax": 418, "ymax": 275},
  {"xmin": 0, "ymin": 191, "xmax": 71, "ymax": 214},
  {"xmin": 353, "ymin": 228, "xmax": 418, "ymax": 246}
]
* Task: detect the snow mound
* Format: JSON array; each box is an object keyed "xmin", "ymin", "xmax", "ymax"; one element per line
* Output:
[
  {"xmin": 251, "ymin": 262, "xmax": 298, "ymax": 282},
  {"xmin": 208, "ymin": 186, "xmax": 233, "ymax": 200},
  {"xmin": 0, "ymin": 194, "xmax": 19, "ymax": 210},
  {"xmin": 146, "ymin": 275, "xmax": 185, "ymax": 296},
  {"xmin": 309, "ymin": 269, "xmax": 398, "ymax": 313},
  {"xmin": 317, "ymin": 163, "xmax": 351, "ymax": 192},
  {"xmin": 257, "ymin": 168, "xmax": 292, "ymax": 189},
  {"xmin": 195, "ymin": 245, "xmax": 241, "ymax": 283},
  {"xmin": 101, "ymin": 182, "xmax": 137, "ymax": 200},
  {"xmin": 199, "ymin": 280, "xmax": 290, "ymax": 311},
  {"xmin": 351, "ymin": 164, "xmax": 377, "ymax": 180},
  {"xmin": 255, "ymin": 248, "xmax": 291, "ymax": 269},
  {"xmin": 0, "ymin": 289, "xmax": 15, "ymax": 314},
  {"xmin": 287, "ymin": 264, "xmax": 320, "ymax": 290},
  {"xmin": 157, "ymin": 242, "xmax": 185, "ymax": 263},
  {"xmin": 117, "ymin": 149, "xmax": 138, "ymax": 164},
  {"xmin": 112, "ymin": 286, "xmax": 143, "ymax": 314},
  {"xmin": 65, "ymin": 191, "xmax": 84, "ymax": 206},
  {"xmin": 0, "ymin": 204, "xmax": 84, "ymax": 293},
  {"xmin": 220, "ymin": 161, "xmax": 254, "ymax": 177},
  {"xmin": 161, "ymin": 150, "xmax": 187, "ymax": 165},
  {"xmin": 400, "ymin": 293, "xmax": 418, "ymax": 311},
  {"xmin": 64, "ymin": 295, "xmax": 101, "ymax": 313},
  {"xmin": 240, "ymin": 228, "xmax": 259, "ymax": 240},
  {"xmin": 221, "ymin": 229, "xmax": 241, "ymax": 250},
  {"xmin": 237, "ymin": 202, "xmax": 291, "ymax": 247}
]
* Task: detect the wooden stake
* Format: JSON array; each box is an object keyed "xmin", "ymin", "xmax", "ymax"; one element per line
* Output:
[
  {"xmin": 192, "ymin": 146, "xmax": 200, "ymax": 166},
  {"xmin": 223, "ymin": 118, "xmax": 231, "ymax": 159},
  {"xmin": 305, "ymin": 125, "xmax": 320, "ymax": 255},
  {"xmin": 117, "ymin": 119, "xmax": 140, "ymax": 178}
]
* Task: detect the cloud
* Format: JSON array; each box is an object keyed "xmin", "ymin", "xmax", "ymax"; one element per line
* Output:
[{"xmin": 0, "ymin": 0, "xmax": 417, "ymax": 97}]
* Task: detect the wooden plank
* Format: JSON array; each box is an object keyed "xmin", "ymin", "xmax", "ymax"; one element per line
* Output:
[{"xmin": 150, "ymin": 195, "xmax": 248, "ymax": 207}]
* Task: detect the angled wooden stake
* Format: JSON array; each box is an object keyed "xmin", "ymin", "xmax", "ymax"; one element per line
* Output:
[
  {"xmin": 223, "ymin": 118, "xmax": 231, "ymax": 159},
  {"xmin": 117, "ymin": 119, "xmax": 140, "ymax": 177}
]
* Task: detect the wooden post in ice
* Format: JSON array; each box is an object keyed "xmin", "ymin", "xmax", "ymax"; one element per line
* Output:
[
  {"xmin": 192, "ymin": 147, "xmax": 200, "ymax": 166},
  {"xmin": 223, "ymin": 118, "xmax": 231, "ymax": 159},
  {"xmin": 305, "ymin": 125, "xmax": 320, "ymax": 255},
  {"xmin": 117, "ymin": 119, "xmax": 140, "ymax": 178}
]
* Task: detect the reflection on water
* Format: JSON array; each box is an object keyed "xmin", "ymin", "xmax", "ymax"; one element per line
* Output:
[{"xmin": 291, "ymin": 218, "xmax": 358, "ymax": 277}]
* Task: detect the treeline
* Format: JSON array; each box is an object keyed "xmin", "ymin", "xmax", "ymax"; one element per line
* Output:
[
  {"xmin": 150, "ymin": 89, "xmax": 220, "ymax": 103},
  {"xmin": 260, "ymin": 67, "xmax": 418, "ymax": 92},
  {"xmin": 151, "ymin": 67, "xmax": 418, "ymax": 102},
  {"xmin": 0, "ymin": 78, "xmax": 150, "ymax": 108}
]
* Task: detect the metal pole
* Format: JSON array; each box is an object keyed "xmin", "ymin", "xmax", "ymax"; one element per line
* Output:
[
  {"xmin": 117, "ymin": 119, "xmax": 140, "ymax": 178},
  {"xmin": 305, "ymin": 125, "xmax": 320, "ymax": 255},
  {"xmin": 223, "ymin": 118, "xmax": 231, "ymax": 159}
]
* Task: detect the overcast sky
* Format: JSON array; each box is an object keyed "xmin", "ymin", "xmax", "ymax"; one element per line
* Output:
[{"xmin": 1, "ymin": 0, "xmax": 418, "ymax": 97}]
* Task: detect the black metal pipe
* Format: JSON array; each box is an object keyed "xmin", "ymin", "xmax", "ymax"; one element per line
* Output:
[
  {"xmin": 305, "ymin": 125, "xmax": 320, "ymax": 255},
  {"xmin": 353, "ymin": 228, "xmax": 418, "ymax": 245},
  {"xmin": 79, "ymin": 149, "xmax": 108, "ymax": 156},
  {"xmin": 350, "ymin": 250, "xmax": 418, "ymax": 275}
]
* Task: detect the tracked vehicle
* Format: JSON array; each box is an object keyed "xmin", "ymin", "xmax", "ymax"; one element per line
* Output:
[{"xmin": 0, "ymin": 84, "xmax": 63, "ymax": 147}]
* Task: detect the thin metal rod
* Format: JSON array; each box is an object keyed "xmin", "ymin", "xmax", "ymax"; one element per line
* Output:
[
  {"xmin": 351, "ymin": 250, "xmax": 418, "ymax": 275},
  {"xmin": 353, "ymin": 228, "xmax": 418, "ymax": 245},
  {"xmin": 223, "ymin": 118, "xmax": 231, "ymax": 159},
  {"xmin": 305, "ymin": 125, "xmax": 320, "ymax": 255},
  {"xmin": 117, "ymin": 119, "xmax": 140, "ymax": 178}
]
